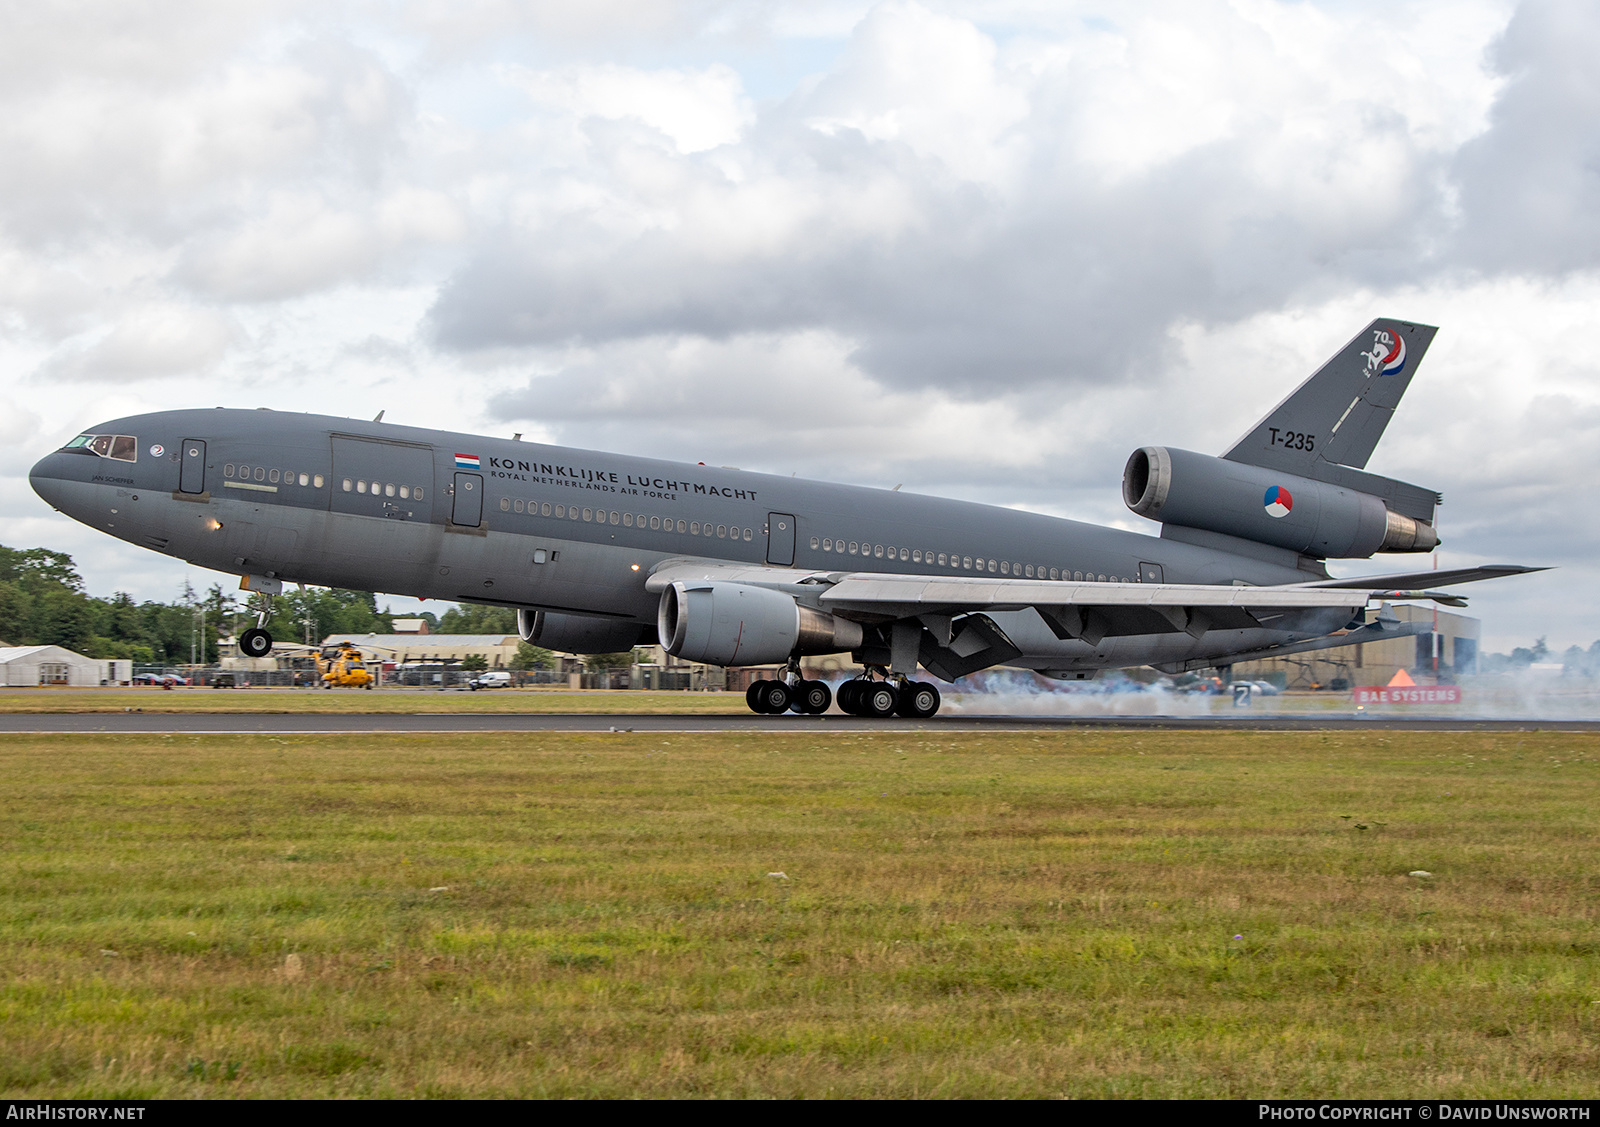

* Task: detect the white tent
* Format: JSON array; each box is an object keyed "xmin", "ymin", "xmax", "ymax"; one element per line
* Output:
[{"xmin": 0, "ymin": 646, "xmax": 110, "ymax": 687}]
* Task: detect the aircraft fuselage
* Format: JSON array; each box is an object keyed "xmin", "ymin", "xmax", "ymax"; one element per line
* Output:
[{"xmin": 29, "ymin": 408, "xmax": 1346, "ymax": 674}]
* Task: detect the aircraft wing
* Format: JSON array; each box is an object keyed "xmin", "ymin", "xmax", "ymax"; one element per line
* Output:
[
  {"xmin": 1298, "ymin": 564, "xmax": 1547, "ymax": 590},
  {"xmin": 646, "ymin": 561, "xmax": 1372, "ymax": 643}
]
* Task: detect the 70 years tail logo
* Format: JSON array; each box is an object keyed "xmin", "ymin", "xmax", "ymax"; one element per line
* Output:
[{"xmin": 1361, "ymin": 328, "xmax": 1406, "ymax": 376}]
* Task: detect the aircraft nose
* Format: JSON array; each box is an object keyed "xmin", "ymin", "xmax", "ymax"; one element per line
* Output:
[{"xmin": 29, "ymin": 451, "xmax": 71, "ymax": 510}]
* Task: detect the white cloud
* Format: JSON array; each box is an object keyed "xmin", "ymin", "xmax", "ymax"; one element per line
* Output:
[
  {"xmin": 510, "ymin": 62, "xmax": 754, "ymax": 154},
  {"xmin": 39, "ymin": 305, "xmax": 239, "ymax": 383}
]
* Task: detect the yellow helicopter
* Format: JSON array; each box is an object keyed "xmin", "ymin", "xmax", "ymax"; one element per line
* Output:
[{"xmin": 316, "ymin": 641, "xmax": 376, "ymax": 689}]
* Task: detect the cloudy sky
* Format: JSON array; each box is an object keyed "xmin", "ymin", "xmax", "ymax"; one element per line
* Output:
[{"xmin": 3, "ymin": 0, "xmax": 1597, "ymax": 651}]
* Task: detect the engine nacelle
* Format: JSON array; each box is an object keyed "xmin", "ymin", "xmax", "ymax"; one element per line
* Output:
[
  {"xmin": 517, "ymin": 609, "xmax": 649, "ymax": 654},
  {"xmin": 657, "ymin": 581, "xmax": 865, "ymax": 667},
  {"xmin": 1123, "ymin": 446, "xmax": 1439, "ymax": 557}
]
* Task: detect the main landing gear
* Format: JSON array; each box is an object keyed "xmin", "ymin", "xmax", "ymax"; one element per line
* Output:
[
  {"xmin": 743, "ymin": 665, "xmax": 942, "ymax": 718},
  {"xmin": 746, "ymin": 666, "xmax": 833, "ymax": 715}
]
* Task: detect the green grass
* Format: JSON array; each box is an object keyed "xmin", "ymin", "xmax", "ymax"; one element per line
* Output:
[
  {"xmin": 0, "ymin": 687, "xmax": 750, "ymax": 714},
  {"xmin": 1, "ymin": 730, "xmax": 1597, "ymax": 1097}
]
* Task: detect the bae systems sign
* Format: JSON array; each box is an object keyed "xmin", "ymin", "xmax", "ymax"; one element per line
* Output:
[{"xmin": 1353, "ymin": 669, "xmax": 1461, "ymax": 706}]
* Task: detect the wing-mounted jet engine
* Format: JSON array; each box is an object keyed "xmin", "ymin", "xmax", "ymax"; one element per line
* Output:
[{"xmin": 517, "ymin": 609, "xmax": 651, "ymax": 655}]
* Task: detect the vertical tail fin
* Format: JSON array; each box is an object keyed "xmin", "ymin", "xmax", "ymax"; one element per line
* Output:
[
  {"xmin": 1223, "ymin": 318, "xmax": 1441, "ymax": 520},
  {"xmin": 1226, "ymin": 319, "xmax": 1436, "ymax": 471}
]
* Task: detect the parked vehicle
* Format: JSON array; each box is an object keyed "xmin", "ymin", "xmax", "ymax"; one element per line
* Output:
[
  {"xmin": 134, "ymin": 673, "xmax": 187, "ymax": 686},
  {"xmin": 468, "ymin": 670, "xmax": 513, "ymax": 690}
]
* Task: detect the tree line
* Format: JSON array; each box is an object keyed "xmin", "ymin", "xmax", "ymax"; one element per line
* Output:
[
  {"xmin": 0, "ymin": 543, "xmax": 618, "ymax": 670},
  {"xmin": 0, "ymin": 544, "xmax": 392, "ymax": 665}
]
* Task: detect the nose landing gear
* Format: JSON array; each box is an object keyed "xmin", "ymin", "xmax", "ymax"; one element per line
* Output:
[{"xmin": 238, "ymin": 590, "xmax": 275, "ymax": 658}]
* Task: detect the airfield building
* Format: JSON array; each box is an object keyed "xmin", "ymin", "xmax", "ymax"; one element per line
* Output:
[{"xmin": 1232, "ymin": 604, "xmax": 1479, "ymax": 689}]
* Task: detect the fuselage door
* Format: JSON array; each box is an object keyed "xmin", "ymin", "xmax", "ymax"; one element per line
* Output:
[
  {"xmin": 1139, "ymin": 561, "xmax": 1164, "ymax": 584},
  {"xmin": 766, "ymin": 512, "xmax": 796, "ymax": 566},
  {"xmin": 179, "ymin": 440, "xmax": 207, "ymax": 494},
  {"xmin": 452, "ymin": 473, "xmax": 483, "ymax": 527}
]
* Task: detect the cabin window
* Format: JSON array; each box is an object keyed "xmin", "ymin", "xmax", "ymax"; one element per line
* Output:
[
  {"xmin": 543, "ymin": 503, "xmax": 552, "ymax": 517},
  {"xmin": 512, "ymin": 499, "xmax": 522, "ymax": 512},
  {"xmin": 357, "ymin": 480, "xmax": 367, "ymax": 493},
  {"xmin": 716, "ymin": 525, "xmax": 726, "ymax": 538},
  {"xmin": 500, "ymin": 497, "xmax": 510, "ymax": 511},
  {"xmin": 743, "ymin": 528, "xmax": 752, "ymax": 541},
  {"xmin": 255, "ymin": 467, "xmax": 266, "ymax": 482},
  {"xmin": 912, "ymin": 549, "xmax": 921, "ymax": 562},
  {"xmin": 623, "ymin": 513, "xmax": 634, "ymax": 526},
  {"xmin": 314, "ymin": 475, "xmax": 325, "ymax": 488},
  {"xmin": 999, "ymin": 561, "xmax": 1009, "ymax": 574},
  {"xmin": 822, "ymin": 539, "xmax": 832, "ymax": 551},
  {"xmin": 689, "ymin": 522, "xmax": 699, "ymax": 535},
  {"xmin": 583, "ymin": 508, "xmax": 593, "ymax": 521},
  {"xmin": 399, "ymin": 485, "xmax": 410, "ymax": 499},
  {"xmin": 1024, "ymin": 564, "xmax": 1033, "ymax": 577},
  {"xmin": 810, "ymin": 536, "xmax": 820, "ymax": 549},
  {"xmin": 1048, "ymin": 568, "xmax": 1058, "ymax": 580},
  {"xmin": 607, "ymin": 511, "xmax": 617, "ymax": 524},
  {"xmin": 386, "ymin": 483, "xmax": 395, "ymax": 497},
  {"xmin": 962, "ymin": 556, "xmax": 972, "ymax": 569},
  {"xmin": 1098, "ymin": 574, "xmax": 1106, "ymax": 582},
  {"xmin": 341, "ymin": 479, "xmax": 352, "ymax": 491},
  {"xmin": 938, "ymin": 553, "xmax": 947, "ymax": 565},
  {"xmin": 554, "ymin": 505, "xmax": 564, "ymax": 518},
  {"xmin": 224, "ymin": 464, "xmax": 235, "ymax": 478},
  {"xmin": 283, "ymin": 467, "xmax": 293, "ymax": 481},
  {"xmin": 301, "ymin": 473, "xmax": 311, "ymax": 487},
  {"xmin": 872, "ymin": 544, "xmax": 883, "ymax": 558},
  {"xmin": 648, "ymin": 516, "xmax": 659, "ymax": 530},
  {"xmin": 109, "ymin": 436, "xmax": 137, "ymax": 461},
  {"xmin": 414, "ymin": 487, "xmax": 423, "ymax": 500}
]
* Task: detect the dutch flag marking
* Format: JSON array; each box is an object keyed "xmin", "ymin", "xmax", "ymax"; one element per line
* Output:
[{"xmin": 455, "ymin": 453, "xmax": 481, "ymax": 470}]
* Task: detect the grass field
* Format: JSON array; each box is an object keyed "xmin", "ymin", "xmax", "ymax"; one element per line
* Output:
[
  {"xmin": 1, "ymin": 729, "xmax": 1597, "ymax": 1098},
  {"xmin": 0, "ymin": 687, "xmax": 751, "ymax": 714}
]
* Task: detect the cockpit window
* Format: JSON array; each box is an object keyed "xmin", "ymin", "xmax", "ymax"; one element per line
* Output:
[{"xmin": 65, "ymin": 434, "xmax": 138, "ymax": 462}]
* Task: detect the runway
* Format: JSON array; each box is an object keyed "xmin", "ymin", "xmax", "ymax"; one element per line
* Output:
[{"xmin": 2, "ymin": 712, "xmax": 1597, "ymax": 734}]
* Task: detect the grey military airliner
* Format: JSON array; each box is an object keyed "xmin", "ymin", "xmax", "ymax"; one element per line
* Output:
[{"xmin": 29, "ymin": 318, "xmax": 1538, "ymax": 717}]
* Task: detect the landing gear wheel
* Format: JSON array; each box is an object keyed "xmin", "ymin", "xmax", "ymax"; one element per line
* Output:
[
  {"xmin": 239, "ymin": 627, "xmax": 273, "ymax": 658},
  {"xmin": 746, "ymin": 681, "xmax": 767, "ymax": 712},
  {"xmin": 753, "ymin": 679, "xmax": 792, "ymax": 715},
  {"xmin": 896, "ymin": 681, "xmax": 941, "ymax": 718},
  {"xmin": 837, "ymin": 681, "xmax": 862, "ymax": 715},
  {"xmin": 790, "ymin": 680, "xmax": 832, "ymax": 715},
  {"xmin": 861, "ymin": 682, "xmax": 898, "ymax": 718}
]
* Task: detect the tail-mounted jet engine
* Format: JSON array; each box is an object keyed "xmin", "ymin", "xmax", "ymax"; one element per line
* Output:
[
  {"xmin": 1123, "ymin": 446, "xmax": 1438, "ymax": 558},
  {"xmin": 657, "ymin": 581, "xmax": 864, "ymax": 666},
  {"xmin": 517, "ymin": 609, "xmax": 651, "ymax": 654}
]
